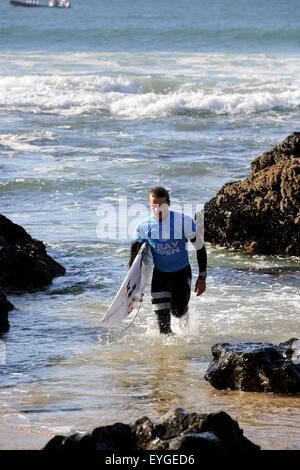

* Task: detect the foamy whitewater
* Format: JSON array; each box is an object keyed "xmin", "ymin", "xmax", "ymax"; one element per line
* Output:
[{"xmin": 0, "ymin": 0, "xmax": 299, "ymax": 450}]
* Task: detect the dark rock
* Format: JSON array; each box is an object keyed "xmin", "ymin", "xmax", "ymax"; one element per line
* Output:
[
  {"xmin": 0, "ymin": 289, "xmax": 14, "ymax": 333},
  {"xmin": 135, "ymin": 408, "xmax": 259, "ymax": 451},
  {"xmin": 251, "ymin": 132, "xmax": 300, "ymax": 173},
  {"xmin": 204, "ymin": 338, "xmax": 300, "ymax": 394},
  {"xmin": 0, "ymin": 214, "xmax": 65, "ymax": 293},
  {"xmin": 161, "ymin": 432, "xmax": 223, "ymax": 451},
  {"xmin": 43, "ymin": 408, "xmax": 260, "ymax": 451},
  {"xmin": 204, "ymin": 133, "xmax": 300, "ymax": 255},
  {"xmin": 91, "ymin": 423, "xmax": 134, "ymax": 451},
  {"xmin": 42, "ymin": 433, "xmax": 94, "ymax": 451},
  {"xmin": 43, "ymin": 423, "xmax": 134, "ymax": 452}
]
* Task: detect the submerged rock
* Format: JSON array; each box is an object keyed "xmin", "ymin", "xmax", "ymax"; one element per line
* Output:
[
  {"xmin": 0, "ymin": 213, "xmax": 65, "ymax": 293},
  {"xmin": 43, "ymin": 408, "xmax": 260, "ymax": 451},
  {"xmin": 0, "ymin": 290, "xmax": 14, "ymax": 333},
  {"xmin": 204, "ymin": 133, "xmax": 300, "ymax": 255},
  {"xmin": 205, "ymin": 338, "xmax": 300, "ymax": 394}
]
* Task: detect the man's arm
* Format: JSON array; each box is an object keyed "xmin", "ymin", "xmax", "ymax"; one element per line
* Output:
[
  {"xmin": 190, "ymin": 236, "xmax": 207, "ymax": 296},
  {"xmin": 129, "ymin": 240, "xmax": 143, "ymax": 268},
  {"xmin": 196, "ymin": 244, "xmax": 207, "ymax": 278}
]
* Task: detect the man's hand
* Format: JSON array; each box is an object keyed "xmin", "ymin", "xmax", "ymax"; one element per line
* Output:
[{"xmin": 195, "ymin": 276, "xmax": 206, "ymax": 296}]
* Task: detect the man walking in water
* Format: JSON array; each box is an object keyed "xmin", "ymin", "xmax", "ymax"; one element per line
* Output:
[{"xmin": 129, "ymin": 187, "xmax": 207, "ymax": 335}]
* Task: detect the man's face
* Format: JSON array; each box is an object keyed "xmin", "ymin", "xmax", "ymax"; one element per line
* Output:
[{"xmin": 149, "ymin": 195, "xmax": 170, "ymax": 221}]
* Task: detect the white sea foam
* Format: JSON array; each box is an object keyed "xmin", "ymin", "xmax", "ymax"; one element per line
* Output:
[
  {"xmin": 109, "ymin": 87, "xmax": 300, "ymax": 118},
  {"xmin": 0, "ymin": 74, "xmax": 140, "ymax": 111},
  {"xmin": 3, "ymin": 51, "xmax": 300, "ymax": 80},
  {"xmin": 48, "ymin": 425, "xmax": 74, "ymax": 434},
  {"xmin": 0, "ymin": 131, "xmax": 57, "ymax": 153},
  {"xmin": 1, "ymin": 71, "xmax": 300, "ymax": 119}
]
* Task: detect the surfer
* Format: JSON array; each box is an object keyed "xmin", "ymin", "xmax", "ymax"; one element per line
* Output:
[{"xmin": 129, "ymin": 187, "xmax": 207, "ymax": 335}]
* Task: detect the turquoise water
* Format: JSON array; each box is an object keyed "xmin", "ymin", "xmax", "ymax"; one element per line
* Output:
[
  {"xmin": 2, "ymin": 0, "xmax": 300, "ymax": 54},
  {"xmin": 0, "ymin": 0, "xmax": 300, "ymax": 449}
]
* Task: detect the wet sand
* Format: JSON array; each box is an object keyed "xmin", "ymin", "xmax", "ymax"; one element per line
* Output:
[{"xmin": 0, "ymin": 424, "xmax": 53, "ymax": 450}]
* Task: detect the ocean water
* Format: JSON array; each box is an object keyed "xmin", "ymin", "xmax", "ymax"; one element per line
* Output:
[{"xmin": 0, "ymin": 0, "xmax": 300, "ymax": 450}]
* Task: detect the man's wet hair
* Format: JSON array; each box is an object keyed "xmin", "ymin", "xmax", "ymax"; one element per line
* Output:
[{"xmin": 149, "ymin": 186, "xmax": 170, "ymax": 203}]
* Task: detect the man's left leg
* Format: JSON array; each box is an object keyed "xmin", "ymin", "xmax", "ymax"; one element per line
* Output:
[{"xmin": 151, "ymin": 268, "xmax": 172, "ymax": 334}]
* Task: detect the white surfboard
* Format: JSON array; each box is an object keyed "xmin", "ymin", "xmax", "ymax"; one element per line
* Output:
[{"xmin": 100, "ymin": 243, "xmax": 153, "ymax": 327}]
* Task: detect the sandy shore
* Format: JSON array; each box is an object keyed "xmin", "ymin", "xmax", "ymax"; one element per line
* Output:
[{"xmin": 0, "ymin": 424, "xmax": 54, "ymax": 450}]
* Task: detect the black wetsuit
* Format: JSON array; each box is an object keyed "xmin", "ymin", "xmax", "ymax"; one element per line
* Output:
[{"xmin": 130, "ymin": 240, "xmax": 207, "ymax": 334}]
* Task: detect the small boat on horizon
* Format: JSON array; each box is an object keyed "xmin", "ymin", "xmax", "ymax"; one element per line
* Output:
[{"xmin": 10, "ymin": 0, "xmax": 71, "ymax": 7}]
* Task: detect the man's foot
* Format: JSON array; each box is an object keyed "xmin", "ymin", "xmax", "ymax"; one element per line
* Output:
[{"xmin": 178, "ymin": 311, "xmax": 189, "ymax": 331}]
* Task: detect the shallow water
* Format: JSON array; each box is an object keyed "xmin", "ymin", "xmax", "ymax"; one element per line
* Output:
[{"xmin": 0, "ymin": 0, "xmax": 300, "ymax": 450}]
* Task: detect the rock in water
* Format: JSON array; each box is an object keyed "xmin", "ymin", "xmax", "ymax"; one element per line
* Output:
[
  {"xmin": 0, "ymin": 213, "xmax": 65, "ymax": 293},
  {"xmin": 0, "ymin": 290, "xmax": 14, "ymax": 333},
  {"xmin": 204, "ymin": 338, "xmax": 300, "ymax": 394},
  {"xmin": 43, "ymin": 408, "xmax": 260, "ymax": 451},
  {"xmin": 204, "ymin": 133, "xmax": 300, "ymax": 255}
]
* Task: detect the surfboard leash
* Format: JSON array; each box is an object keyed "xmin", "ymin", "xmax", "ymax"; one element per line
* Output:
[{"xmin": 119, "ymin": 302, "xmax": 142, "ymax": 335}]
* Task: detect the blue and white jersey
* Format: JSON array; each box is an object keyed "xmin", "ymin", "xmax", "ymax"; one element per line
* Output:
[{"xmin": 134, "ymin": 211, "xmax": 202, "ymax": 272}]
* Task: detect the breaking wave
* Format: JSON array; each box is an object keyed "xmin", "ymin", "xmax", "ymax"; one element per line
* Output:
[{"xmin": 1, "ymin": 73, "xmax": 300, "ymax": 119}]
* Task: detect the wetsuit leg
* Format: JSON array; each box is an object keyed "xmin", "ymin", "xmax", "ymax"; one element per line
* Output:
[
  {"xmin": 170, "ymin": 264, "xmax": 192, "ymax": 318},
  {"xmin": 151, "ymin": 268, "xmax": 172, "ymax": 334},
  {"xmin": 155, "ymin": 309, "xmax": 172, "ymax": 335}
]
